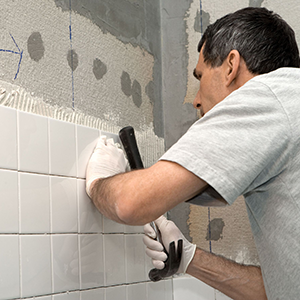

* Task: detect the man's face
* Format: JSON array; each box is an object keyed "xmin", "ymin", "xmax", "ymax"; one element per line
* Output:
[{"xmin": 193, "ymin": 49, "xmax": 230, "ymax": 117}]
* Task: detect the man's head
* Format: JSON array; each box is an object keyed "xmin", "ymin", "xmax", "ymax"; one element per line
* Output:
[
  {"xmin": 193, "ymin": 7, "xmax": 300, "ymax": 116},
  {"xmin": 198, "ymin": 7, "xmax": 300, "ymax": 74}
]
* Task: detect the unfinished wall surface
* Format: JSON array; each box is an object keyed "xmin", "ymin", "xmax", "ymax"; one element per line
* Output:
[
  {"xmin": 0, "ymin": 0, "xmax": 164, "ymax": 168},
  {"xmin": 181, "ymin": 0, "xmax": 300, "ymax": 265}
]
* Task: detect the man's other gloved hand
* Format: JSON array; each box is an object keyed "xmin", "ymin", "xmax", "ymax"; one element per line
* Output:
[
  {"xmin": 86, "ymin": 136, "xmax": 129, "ymax": 197},
  {"xmin": 143, "ymin": 215, "xmax": 197, "ymax": 274}
]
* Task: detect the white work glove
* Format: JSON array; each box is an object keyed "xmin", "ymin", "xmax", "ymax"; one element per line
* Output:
[
  {"xmin": 86, "ymin": 135, "xmax": 129, "ymax": 197},
  {"xmin": 143, "ymin": 215, "xmax": 197, "ymax": 274}
]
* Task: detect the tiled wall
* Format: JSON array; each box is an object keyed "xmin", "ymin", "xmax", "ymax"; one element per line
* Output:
[
  {"xmin": 173, "ymin": 276, "xmax": 232, "ymax": 300},
  {"xmin": 0, "ymin": 105, "xmax": 172, "ymax": 300},
  {"xmin": 0, "ymin": 103, "xmax": 234, "ymax": 300}
]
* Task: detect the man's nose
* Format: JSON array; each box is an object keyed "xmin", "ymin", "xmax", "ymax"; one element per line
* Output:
[{"xmin": 193, "ymin": 90, "xmax": 201, "ymax": 109}]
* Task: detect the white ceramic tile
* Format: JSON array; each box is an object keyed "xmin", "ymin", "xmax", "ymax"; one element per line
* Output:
[
  {"xmin": 77, "ymin": 179, "xmax": 102, "ymax": 233},
  {"xmin": 0, "ymin": 105, "xmax": 17, "ymax": 169},
  {"xmin": 76, "ymin": 124, "xmax": 99, "ymax": 178},
  {"xmin": 147, "ymin": 280, "xmax": 169, "ymax": 300},
  {"xmin": 52, "ymin": 291, "xmax": 80, "ymax": 300},
  {"xmin": 124, "ymin": 225, "xmax": 144, "ymax": 234},
  {"xmin": 0, "ymin": 169, "xmax": 18, "ymax": 233},
  {"xmin": 51, "ymin": 176, "xmax": 78, "ymax": 233},
  {"xmin": 49, "ymin": 119, "xmax": 77, "ymax": 177},
  {"xmin": 172, "ymin": 276, "xmax": 215, "ymax": 300},
  {"xmin": 105, "ymin": 285, "xmax": 127, "ymax": 300},
  {"xmin": 101, "ymin": 131, "xmax": 121, "ymax": 144},
  {"xmin": 20, "ymin": 235, "xmax": 52, "ymax": 298},
  {"xmin": 164, "ymin": 279, "xmax": 173, "ymax": 300},
  {"xmin": 79, "ymin": 234, "xmax": 104, "ymax": 289},
  {"xmin": 18, "ymin": 111, "xmax": 49, "ymax": 173},
  {"xmin": 125, "ymin": 234, "xmax": 146, "ymax": 283},
  {"xmin": 52, "ymin": 234, "xmax": 80, "ymax": 293},
  {"xmin": 104, "ymin": 234, "xmax": 126, "ymax": 286},
  {"xmin": 81, "ymin": 288, "xmax": 104, "ymax": 300},
  {"xmin": 19, "ymin": 173, "xmax": 50, "ymax": 233},
  {"xmin": 103, "ymin": 216, "xmax": 125, "ymax": 233},
  {"xmin": 145, "ymin": 248, "xmax": 154, "ymax": 281},
  {"xmin": 127, "ymin": 282, "xmax": 147, "ymax": 300},
  {"xmin": 215, "ymin": 289, "xmax": 233, "ymax": 300},
  {"xmin": 0, "ymin": 236, "xmax": 20, "ymax": 300},
  {"xmin": 25, "ymin": 296, "xmax": 52, "ymax": 300}
]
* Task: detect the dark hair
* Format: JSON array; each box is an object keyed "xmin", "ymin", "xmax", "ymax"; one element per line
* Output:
[{"xmin": 198, "ymin": 7, "xmax": 300, "ymax": 74}]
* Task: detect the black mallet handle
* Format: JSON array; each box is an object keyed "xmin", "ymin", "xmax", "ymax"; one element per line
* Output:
[{"xmin": 119, "ymin": 126, "xmax": 144, "ymax": 170}]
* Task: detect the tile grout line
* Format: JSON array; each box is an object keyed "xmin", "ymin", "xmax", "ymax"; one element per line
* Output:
[
  {"xmin": 17, "ymin": 108, "xmax": 22, "ymax": 299},
  {"xmin": 0, "ymin": 104, "xmax": 153, "ymax": 298},
  {"xmin": 49, "ymin": 175, "xmax": 55, "ymax": 294}
]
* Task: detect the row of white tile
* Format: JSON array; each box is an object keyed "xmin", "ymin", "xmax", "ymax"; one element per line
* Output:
[
  {"xmin": 0, "ymin": 105, "xmax": 119, "ymax": 178},
  {"xmin": 9, "ymin": 280, "xmax": 172, "ymax": 300},
  {"xmin": 0, "ymin": 233, "xmax": 156, "ymax": 299},
  {"xmin": 173, "ymin": 276, "xmax": 232, "ymax": 300},
  {"xmin": 0, "ymin": 169, "xmax": 143, "ymax": 234}
]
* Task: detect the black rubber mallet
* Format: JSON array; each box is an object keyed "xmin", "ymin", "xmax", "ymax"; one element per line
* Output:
[{"xmin": 119, "ymin": 126, "xmax": 183, "ymax": 282}]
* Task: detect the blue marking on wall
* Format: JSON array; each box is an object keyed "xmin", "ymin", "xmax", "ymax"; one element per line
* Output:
[
  {"xmin": 69, "ymin": 0, "xmax": 75, "ymax": 109},
  {"xmin": 0, "ymin": 33, "xmax": 23, "ymax": 80}
]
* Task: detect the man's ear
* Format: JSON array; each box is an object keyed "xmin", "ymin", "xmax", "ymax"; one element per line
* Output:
[{"xmin": 224, "ymin": 50, "xmax": 241, "ymax": 87}]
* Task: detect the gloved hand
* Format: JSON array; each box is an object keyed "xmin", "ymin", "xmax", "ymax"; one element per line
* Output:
[
  {"xmin": 143, "ymin": 215, "xmax": 197, "ymax": 274},
  {"xmin": 86, "ymin": 136, "xmax": 129, "ymax": 197}
]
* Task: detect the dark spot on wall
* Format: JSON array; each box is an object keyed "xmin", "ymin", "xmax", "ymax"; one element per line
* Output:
[
  {"xmin": 194, "ymin": 10, "xmax": 210, "ymax": 33},
  {"xmin": 67, "ymin": 49, "xmax": 78, "ymax": 71},
  {"xmin": 132, "ymin": 80, "xmax": 142, "ymax": 108},
  {"xmin": 27, "ymin": 32, "xmax": 45, "ymax": 62},
  {"xmin": 93, "ymin": 58, "xmax": 107, "ymax": 80},
  {"xmin": 121, "ymin": 71, "xmax": 132, "ymax": 97},
  {"xmin": 249, "ymin": 0, "xmax": 264, "ymax": 7},
  {"xmin": 206, "ymin": 218, "xmax": 225, "ymax": 241},
  {"xmin": 145, "ymin": 81, "xmax": 155, "ymax": 106}
]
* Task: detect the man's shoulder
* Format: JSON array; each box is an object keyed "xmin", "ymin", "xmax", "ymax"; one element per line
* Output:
[
  {"xmin": 237, "ymin": 67, "xmax": 300, "ymax": 100},
  {"xmin": 253, "ymin": 67, "xmax": 300, "ymax": 85}
]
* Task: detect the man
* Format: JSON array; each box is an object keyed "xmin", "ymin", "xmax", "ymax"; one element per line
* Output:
[{"xmin": 86, "ymin": 7, "xmax": 300, "ymax": 300}]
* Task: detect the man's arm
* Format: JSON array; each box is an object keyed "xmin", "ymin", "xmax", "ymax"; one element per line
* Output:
[
  {"xmin": 89, "ymin": 160, "xmax": 208, "ymax": 225},
  {"xmin": 144, "ymin": 216, "xmax": 267, "ymax": 300},
  {"xmin": 187, "ymin": 248, "xmax": 267, "ymax": 300}
]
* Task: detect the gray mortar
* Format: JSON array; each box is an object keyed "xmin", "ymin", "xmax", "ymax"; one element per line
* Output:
[
  {"xmin": 93, "ymin": 58, "xmax": 107, "ymax": 80},
  {"xmin": 121, "ymin": 71, "xmax": 132, "ymax": 97},
  {"xmin": 131, "ymin": 79, "xmax": 142, "ymax": 108},
  {"xmin": 145, "ymin": 80, "xmax": 155, "ymax": 106},
  {"xmin": 194, "ymin": 10, "xmax": 210, "ymax": 33},
  {"xmin": 67, "ymin": 49, "xmax": 79, "ymax": 71},
  {"xmin": 27, "ymin": 32, "xmax": 45, "ymax": 62},
  {"xmin": 206, "ymin": 218, "xmax": 225, "ymax": 241},
  {"xmin": 249, "ymin": 0, "xmax": 264, "ymax": 7},
  {"xmin": 54, "ymin": 0, "xmax": 164, "ymax": 137}
]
